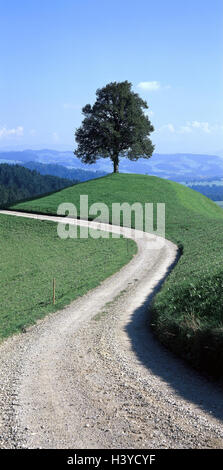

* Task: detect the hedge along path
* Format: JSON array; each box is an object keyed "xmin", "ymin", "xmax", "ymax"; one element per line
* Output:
[{"xmin": 0, "ymin": 210, "xmax": 222, "ymax": 449}]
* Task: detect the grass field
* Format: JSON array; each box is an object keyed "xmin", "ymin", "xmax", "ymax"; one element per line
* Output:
[
  {"xmin": 0, "ymin": 213, "xmax": 136, "ymax": 341},
  {"xmin": 11, "ymin": 173, "xmax": 223, "ymax": 379}
]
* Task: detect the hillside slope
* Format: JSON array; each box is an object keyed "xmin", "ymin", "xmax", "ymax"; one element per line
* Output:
[{"xmin": 11, "ymin": 173, "xmax": 223, "ymax": 378}]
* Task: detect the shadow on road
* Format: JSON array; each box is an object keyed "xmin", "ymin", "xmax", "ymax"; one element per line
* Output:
[{"xmin": 124, "ymin": 255, "xmax": 223, "ymax": 424}]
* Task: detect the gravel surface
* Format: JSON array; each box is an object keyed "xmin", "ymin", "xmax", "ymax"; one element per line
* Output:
[{"xmin": 0, "ymin": 210, "xmax": 223, "ymax": 449}]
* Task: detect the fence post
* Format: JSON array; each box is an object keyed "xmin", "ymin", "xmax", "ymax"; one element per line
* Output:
[{"xmin": 53, "ymin": 278, "xmax": 56, "ymax": 305}]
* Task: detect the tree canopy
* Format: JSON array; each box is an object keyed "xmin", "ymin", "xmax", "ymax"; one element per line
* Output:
[{"xmin": 74, "ymin": 81, "xmax": 155, "ymax": 173}]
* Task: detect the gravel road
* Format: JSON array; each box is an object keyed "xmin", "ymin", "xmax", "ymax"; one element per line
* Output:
[{"xmin": 0, "ymin": 210, "xmax": 223, "ymax": 449}]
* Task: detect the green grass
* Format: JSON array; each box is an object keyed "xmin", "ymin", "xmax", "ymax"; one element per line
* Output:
[
  {"xmin": 0, "ymin": 213, "xmax": 137, "ymax": 341},
  {"xmin": 11, "ymin": 173, "xmax": 223, "ymax": 378}
]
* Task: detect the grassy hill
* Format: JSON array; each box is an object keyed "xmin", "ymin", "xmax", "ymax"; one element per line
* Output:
[
  {"xmin": 0, "ymin": 213, "xmax": 136, "ymax": 341},
  {"xmin": 11, "ymin": 173, "xmax": 223, "ymax": 379}
]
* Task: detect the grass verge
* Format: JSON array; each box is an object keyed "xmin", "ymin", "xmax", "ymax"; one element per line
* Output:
[{"xmin": 0, "ymin": 213, "xmax": 136, "ymax": 341}]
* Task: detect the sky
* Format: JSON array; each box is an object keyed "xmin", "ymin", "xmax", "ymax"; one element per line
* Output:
[{"xmin": 0, "ymin": 0, "xmax": 223, "ymax": 154}]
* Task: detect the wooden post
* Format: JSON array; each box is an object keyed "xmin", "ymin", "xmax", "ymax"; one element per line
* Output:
[{"xmin": 53, "ymin": 278, "xmax": 56, "ymax": 305}]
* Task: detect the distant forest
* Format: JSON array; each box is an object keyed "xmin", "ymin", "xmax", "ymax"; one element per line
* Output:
[
  {"xmin": 0, "ymin": 164, "xmax": 77, "ymax": 207},
  {"xmin": 190, "ymin": 184, "xmax": 223, "ymax": 201}
]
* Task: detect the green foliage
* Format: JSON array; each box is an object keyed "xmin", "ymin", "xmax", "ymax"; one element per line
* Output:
[
  {"xmin": 12, "ymin": 173, "xmax": 223, "ymax": 378},
  {"xmin": 75, "ymin": 81, "xmax": 154, "ymax": 172},
  {"xmin": 0, "ymin": 214, "xmax": 136, "ymax": 341},
  {"xmin": 0, "ymin": 163, "xmax": 74, "ymax": 207}
]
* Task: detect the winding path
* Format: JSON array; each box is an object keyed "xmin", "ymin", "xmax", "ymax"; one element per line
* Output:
[{"xmin": 0, "ymin": 210, "xmax": 223, "ymax": 449}]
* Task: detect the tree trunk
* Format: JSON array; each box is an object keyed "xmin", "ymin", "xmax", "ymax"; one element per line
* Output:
[{"xmin": 113, "ymin": 156, "xmax": 119, "ymax": 173}]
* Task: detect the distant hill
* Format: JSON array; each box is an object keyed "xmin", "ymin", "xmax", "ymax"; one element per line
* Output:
[
  {"xmin": 188, "ymin": 184, "xmax": 223, "ymax": 201},
  {"xmin": 114, "ymin": 153, "xmax": 223, "ymax": 181},
  {"xmin": 21, "ymin": 161, "xmax": 107, "ymax": 182},
  {"xmin": 0, "ymin": 149, "xmax": 223, "ymax": 181},
  {"xmin": 0, "ymin": 163, "xmax": 75, "ymax": 207}
]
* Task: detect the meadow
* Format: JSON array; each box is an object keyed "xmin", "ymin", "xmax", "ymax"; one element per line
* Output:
[
  {"xmin": 11, "ymin": 173, "xmax": 223, "ymax": 378},
  {"xmin": 0, "ymin": 213, "xmax": 136, "ymax": 341}
]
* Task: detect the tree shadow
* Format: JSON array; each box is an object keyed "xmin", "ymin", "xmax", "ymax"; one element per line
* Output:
[{"xmin": 124, "ymin": 257, "xmax": 223, "ymax": 424}]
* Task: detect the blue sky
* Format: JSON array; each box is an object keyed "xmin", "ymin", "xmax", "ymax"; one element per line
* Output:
[{"xmin": 0, "ymin": 0, "xmax": 222, "ymax": 154}]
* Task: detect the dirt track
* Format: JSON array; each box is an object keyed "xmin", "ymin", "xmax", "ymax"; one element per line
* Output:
[{"xmin": 0, "ymin": 210, "xmax": 223, "ymax": 449}]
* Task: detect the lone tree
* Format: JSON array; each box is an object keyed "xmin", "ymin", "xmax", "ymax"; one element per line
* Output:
[{"xmin": 74, "ymin": 81, "xmax": 155, "ymax": 173}]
